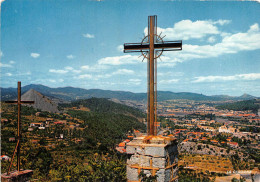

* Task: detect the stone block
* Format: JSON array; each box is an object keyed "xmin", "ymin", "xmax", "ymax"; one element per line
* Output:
[
  {"xmin": 156, "ymin": 169, "xmax": 166, "ymax": 182},
  {"xmin": 153, "ymin": 157, "xmax": 166, "ymax": 168},
  {"xmin": 126, "ymin": 145, "xmax": 136, "ymax": 154},
  {"xmin": 145, "ymin": 146, "xmax": 166, "ymax": 157},
  {"xmin": 128, "ymin": 155, "xmax": 139, "ymax": 165},
  {"xmin": 126, "ymin": 137, "xmax": 178, "ymax": 182},
  {"xmin": 136, "ymin": 146, "xmax": 145, "ymax": 155},
  {"xmin": 140, "ymin": 155, "xmax": 151, "ymax": 167},
  {"xmin": 127, "ymin": 166, "xmax": 139, "ymax": 181}
]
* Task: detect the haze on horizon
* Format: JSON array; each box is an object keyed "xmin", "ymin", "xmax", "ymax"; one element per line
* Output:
[{"xmin": 1, "ymin": 0, "xmax": 260, "ymax": 97}]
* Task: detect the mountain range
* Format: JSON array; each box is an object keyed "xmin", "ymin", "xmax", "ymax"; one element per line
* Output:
[{"xmin": 0, "ymin": 84, "xmax": 258, "ymax": 102}]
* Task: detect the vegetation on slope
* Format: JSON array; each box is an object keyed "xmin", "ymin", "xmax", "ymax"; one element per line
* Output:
[
  {"xmin": 216, "ymin": 99, "xmax": 260, "ymax": 113},
  {"xmin": 1, "ymin": 98, "xmax": 146, "ymax": 181}
]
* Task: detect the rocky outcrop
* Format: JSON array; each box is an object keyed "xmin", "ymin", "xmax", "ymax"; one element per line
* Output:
[{"xmin": 21, "ymin": 89, "xmax": 60, "ymax": 113}]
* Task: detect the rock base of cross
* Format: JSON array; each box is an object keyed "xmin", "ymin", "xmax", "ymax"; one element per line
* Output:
[
  {"xmin": 1, "ymin": 170, "xmax": 33, "ymax": 182},
  {"xmin": 126, "ymin": 136, "xmax": 178, "ymax": 182}
]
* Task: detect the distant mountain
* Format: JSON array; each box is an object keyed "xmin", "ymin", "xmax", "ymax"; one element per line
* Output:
[
  {"xmin": 1, "ymin": 84, "xmax": 258, "ymax": 102},
  {"xmin": 21, "ymin": 89, "xmax": 60, "ymax": 113}
]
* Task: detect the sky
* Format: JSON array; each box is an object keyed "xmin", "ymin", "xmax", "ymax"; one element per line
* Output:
[{"xmin": 1, "ymin": 0, "xmax": 260, "ymax": 96}]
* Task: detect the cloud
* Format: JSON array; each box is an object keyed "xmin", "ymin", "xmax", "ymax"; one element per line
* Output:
[
  {"xmin": 49, "ymin": 69, "xmax": 68, "ymax": 74},
  {"xmin": 213, "ymin": 20, "xmax": 231, "ymax": 26},
  {"xmin": 144, "ymin": 19, "xmax": 231, "ymax": 41},
  {"xmin": 98, "ymin": 55, "xmax": 140, "ymax": 65},
  {"xmin": 0, "ymin": 62, "xmax": 12, "ymax": 68},
  {"xmin": 0, "ymin": 51, "xmax": 3, "ymax": 57},
  {"xmin": 112, "ymin": 69, "xmax": 134, "ymax": 75},
  {"xmin": 9, "ymin": 60, "xmax": 15, "ymax": 64},
  {"xmin": 49, "ymin": 66, "xmax": 82, "ymax": 74},
  {"xmin": 162, "ymin": 23, "xmax": 260, "ymax": 64},
  {"xmin": 49, "ymin": 79, "xmax": 64, "ymax": 83},
  {"xmin": 67, "ymin": 55, "xmax": 75, "ymax": 59},
  {"xmin": 193, "ymin": 73, "xmax": 260, "ymax": 83},
  {"xmin": 83, "ymin": 33, "xmax": 95, "ymax": 38},
  {"xmin": 77, "ymin": 74, "xmax": 92, "ymax": 79},
  {"xmin": 30, "ymin": 53, "xmax": 40, "ymax": 58},
  {"xmin": 157, "ymin": 71, "xmax": 184, "ymax": 77},
  {"xmin": 117, "ymin": 45, "xmax": 124, "ymax": 52},
  {"xmin": 6, "ymin": 73, "xmax": 12, "ymax": 76},
  {"xmin": 65, "ymin": 66, "xmax": 73, "ymax": 70},
  {"xmin": 159, "ymin": 79, "xmax": 179, "ymax": 84},
  {"xmin": 81, "ymin": 64, "xmax": 109, "ymax": 72},
  {"xmin": 129, "ymin": 78, "xmax": 141, "ymax": 82},
  {"xmin": 207, "ymin": 36, "xmax": 216, "ymax": 43},
  {"xmin": 129, "ymin": 78, "xmax": 142, "ymax": 85}
]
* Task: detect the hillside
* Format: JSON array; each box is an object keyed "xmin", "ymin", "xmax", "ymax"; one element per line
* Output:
[
  {"xmin": 60, "ymin": 97, "xmax": 146, "ymax": 146},
  {"xmin": 1, "ymin": 97, "xmax": 146, "ymax": 181},
  {"xmin": 1, "ymin": 84, "xmax": 258, "ymax": 102},
  {"xmin": 216, "ymin": 99, "xmax": 260, "ymax": 113},
  {"xmin": 59, "ymin": 97, "xmax": 145, "ymax": 118}
]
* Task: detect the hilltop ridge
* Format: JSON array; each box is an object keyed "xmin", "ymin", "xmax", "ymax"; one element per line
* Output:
[{"xmin": 1, "ymin": 84, "xmax": 258, "ymax": 102}]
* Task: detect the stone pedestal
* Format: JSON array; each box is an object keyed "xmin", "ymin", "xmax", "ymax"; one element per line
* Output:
[
  {"xmin": 1, "ymin": 170, "xmax": 33, "ymax": 182},
  {"xmin": 126, "ymin": 136, "xmax": 178, "ymax": 182}
]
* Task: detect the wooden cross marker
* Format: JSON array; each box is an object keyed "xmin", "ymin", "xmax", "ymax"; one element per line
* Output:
[
  {"xmin": 124, "ymin": 16, "xmax": 182, "ymax": 136},
  {"xmin": 5, "ymin": 81, "xmax": 34, "ymax": 174}
]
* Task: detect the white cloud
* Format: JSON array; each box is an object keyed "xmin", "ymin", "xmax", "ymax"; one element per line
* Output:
[
  {"xmin": 30, "ymin": 53, "xmax": 40, "ymax": 58},
  {"xmin": 65, "ymin": 66, "xmax": 81, "ymax": 73},
  {"xmin": 9, "ymin": 60, "xmax": 15, "ymax": 64},
  {"xmin": 193, "ymin": 73, "xmax": 260, "ymax": 83},
  {"xmin": 49, "ymin": 66, "xmax": 81, "ymax": 74},
  {"xmin": 81, "ymin": 65, "xmax": 90, "ymax": 70},
  {"xmin": 129, "ymin": 78, "xmax": 142, "ymax": 85},
  {"xmin": 6, "ymin": 73, "xmax": 12, "ymax": 76},
  {"xmin": 0, "ymin": 51, "xmax": 3, "ymax": 57},
  {"xmin": 117, "ymin": 45, "xmax": 124, "ymax": 52},
  {"xmin": 83, "ymin": 33, "xmax": 95, "ymax": 38},
  {"xmin": 65, "ymin": 66, "xmax": 73, "ymax": 70},
  {"xmin": 49, "ymin": 69, "xmax": 68, "ymax": 74},
  {"xmin": 207, "ymin": 36, "xmax": 216, "ymax": 43},
  {"xmin": 67, "ymin": 55, "xmax": 75, "ymax": 59},
  {"xmin": 157, "ymin": 71, "xmax": 184, "ymax": 77},
  {"xmin": 48, "ymin": 79, "xmax": 64, "ymax": 83},
  {"xmin": 129, "ymin": 78, "xmax": 141, "ymax": 82},
  {"xmin": 251, "ymin": 0, "xmax": 260, "ymax": 3},
  {"xmin": 81, "ymin": 64, "xmax": 109, "ymax": 72},
  {"xmin": 163, "ymin": 23, "xmax": 260, "ymax": 63},
  {"xmin": 77, "ymin": 74, "xmax": 93, "ymax": 79},
  {"xmin": 145, "ymin": 19, "xmax": 230, "ymax": 41},
  {"xmin": 213, "ymin": 20, "xmax": 231, "ymax": 26},
  {"xmin": 112, "ymin": 69, "xmax": 134, "ymax": 75},
  {"xmin": 0, "ymin": 62, "xmax": 12, "ymax": 68},
  {"xmin": 98, "ymin": 55, "xmax": 140, "ymax": 65},
  {"xmin": 159, "ymin": 79, "xmax": 179, "ymax": 84}
]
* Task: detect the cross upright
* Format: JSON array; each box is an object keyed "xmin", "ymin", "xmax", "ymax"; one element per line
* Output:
[
  {"xmin": 124, "ymin": 15, "xmax": 182, "ymax": 136},
  {"xmin": 5, "ymin": 81, "xmax": 34, "ymax": 174}
]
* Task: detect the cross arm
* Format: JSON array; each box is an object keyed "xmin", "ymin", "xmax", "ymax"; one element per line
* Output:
[
  {"xmin": 124, "ymin": 40, "xmax": 182, "ymax": 53},
  {"xmin": 5, "ymin": 101, "xmax": 34, "ymax": 104},
  {"xmin": 21, "ymin": 101, "xmax": 35, "ymax": 104},
  {"xmin": 124, "ymin": 43, "xmax": 149, "ymax": 53},
  {"xmin": 5, "ymin": 101, "xmax": 18, "ymax": 104},
  {"xmin": 154, "ymin": 41, "xmax": 182, "ymax": 51}
]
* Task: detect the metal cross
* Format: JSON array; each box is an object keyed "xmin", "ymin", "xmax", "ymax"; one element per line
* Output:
[
  {"xmin": 5, "ymin": 81, "xmax": 34, "ymax": 174},
  {"xmin": 124, "ymin": 16, "xmax": 182, "ymax": 136}
]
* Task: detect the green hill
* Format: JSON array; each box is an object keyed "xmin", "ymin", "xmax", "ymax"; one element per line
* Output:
[
  {"xmin": 1, "ymin": 98, "xmax": 146, "ymax": 181},
  {"xmin": 60, "ymin": 97, "xmax": 144, "ymax": 118},
  {"xmin": 216, "ymin": 99, "xmax": 260, "ymax": 113}
]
